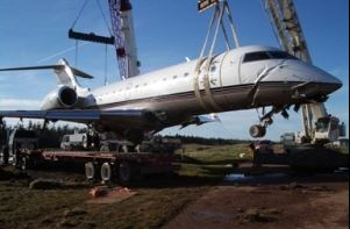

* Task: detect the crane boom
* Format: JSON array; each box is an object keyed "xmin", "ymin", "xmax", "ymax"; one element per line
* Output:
[
  {"xmin": 263, "ymin": 0, "xmax": 343, "ymax": 143},
  {"xmin": 108, "ymin": 0, "xmax": 140, "ymax": 79}
]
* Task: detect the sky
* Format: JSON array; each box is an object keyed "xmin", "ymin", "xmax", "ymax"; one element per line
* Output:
[{"xmin": 0, "ymin": 0, "xmax": 348, "ymax": 140}]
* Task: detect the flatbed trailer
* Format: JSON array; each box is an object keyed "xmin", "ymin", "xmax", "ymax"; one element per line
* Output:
[{"xmin": 18, "ymin": 149, "xmax": 179, "ymax": 184}]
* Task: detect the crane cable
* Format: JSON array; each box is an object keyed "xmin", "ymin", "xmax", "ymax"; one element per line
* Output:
[
  {"xmin": 70, "ymin": 0, "xmax": 91, "ymax": 29},
  {"xmin": 71, "ymin": 0, "xmax": 91, "ymax": 67},
  {"xmin": 70, "ymin": 0, "xmax": 112, "ymax": 82},
  {"xmin": 95, "ymin": 0, "xmax": 113, "ymax": 36},
  {"xmin": 95, "ymin": 0, "xmax": 111, "ymax": 85}
]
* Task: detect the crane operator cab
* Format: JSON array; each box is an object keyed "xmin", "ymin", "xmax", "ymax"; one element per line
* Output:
[{"xmin": 314, "ymin": 116, "xmax": 343, "ymax": 144}]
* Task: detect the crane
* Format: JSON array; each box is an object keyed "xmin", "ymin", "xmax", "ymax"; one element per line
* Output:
[
  {"xmin": 263, "ymin": 0, "xmax": 345, "ymax": 144},
  {"xmin": 108, "ymin": 0, "xmax": 140, "ymax": 79},
  {"xmin": 69, "ymin": 0, "xmax": 140, "ymax": 80}
]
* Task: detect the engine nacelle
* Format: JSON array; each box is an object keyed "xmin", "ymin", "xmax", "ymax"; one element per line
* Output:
[{"xmin": 41, "ymin": 86, "xmax": 78, "ymax": 110}]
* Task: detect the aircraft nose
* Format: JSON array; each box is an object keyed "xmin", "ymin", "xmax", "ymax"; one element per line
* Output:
[
  {"xmin": 276, "ymin": 61, "xmax": 343, "ymax": 95},
  {"xmin": 306, "ymin": 65, "xmax": 343, "ymax": 93}
]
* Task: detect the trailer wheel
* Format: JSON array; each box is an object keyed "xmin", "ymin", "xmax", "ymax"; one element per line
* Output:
[
  {"xmin": 20, "ymin": 156, "xmax": 29, "ymax": 171},
  {"xmin": 119, "ymin": 161, "xmax": 132, "ymax": 184},
  {"xmin": 100, "ymin": 162, "xmax": 113, "ymax": 182},
  {"xmin": 85, "ymin": 162, "xmax": 97, "ymax": 180},
  {"xmin": 11, "ymin": 152, "xmax": 20, "ymax": 168},
  {"xmin": 0, "ymin": 147, "xmax": 8, "ymax": 166}
]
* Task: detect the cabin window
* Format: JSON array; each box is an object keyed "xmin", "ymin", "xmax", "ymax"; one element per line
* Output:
[
  {"xmin": 184, "ymin": 73, "xmax": 189, "ymax": 77},
  {"xmin": 210, "ymin": 65, "xmax": 217, "ymax": 72},
  {"xmin": 173, "ymin": 75, "xmax": 177, "ymax": 79}
]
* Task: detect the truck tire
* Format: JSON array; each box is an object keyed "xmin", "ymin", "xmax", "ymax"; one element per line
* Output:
[
  {"xmin": 85, "ymin": 162, "xmax": 97, "ymax": 180},
  {"xmin": 65, "ymin": 144, "xmax": 72, "ymax": 151},
  {"xmin": 118, "ymin": 161, "xmax": 132, "ymax": 184},
  {"xmin": 100, "ymin": 162, "xmax": 113, "ymax": 182},
  {"xmin": 82, "ymin": 136, "xmax": 88, "ymax": 149}
]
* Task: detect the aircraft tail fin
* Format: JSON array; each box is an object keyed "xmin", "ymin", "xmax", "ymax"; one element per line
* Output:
[
  {"xmin": 0, "ymin": 58, "xmax": 93, "ymax": 93},
  {"xmin": 54, "ymin": 58, "xmax": 93, "ymax": 89}
]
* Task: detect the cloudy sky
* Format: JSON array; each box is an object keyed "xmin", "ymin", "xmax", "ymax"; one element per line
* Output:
[{"xmin": 0, "ymin": 0, "xmax": 348, "ymax": 140}]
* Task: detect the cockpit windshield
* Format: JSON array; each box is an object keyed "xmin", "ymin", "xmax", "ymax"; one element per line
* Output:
[{"xmin": 243, "ymin": 51, "xmax": 298, "ymax": 63}]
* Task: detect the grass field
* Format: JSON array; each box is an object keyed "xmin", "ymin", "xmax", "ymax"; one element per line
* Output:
[
  {"xmin": 0, "ymin": 142, "xmax": 348, "ymax": 228},
  {"xmin": 0, "ymin": 144, "xmax": 246, "ymax": 228}
]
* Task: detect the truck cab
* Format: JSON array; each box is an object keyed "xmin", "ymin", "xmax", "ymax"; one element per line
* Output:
[
  {"xmin": 2, "ymin": 129, "xmax": 39, "ymax": 167},
  {"xmin": 60, "ymin": 133, "xmax": 90, "ymax": 151}
]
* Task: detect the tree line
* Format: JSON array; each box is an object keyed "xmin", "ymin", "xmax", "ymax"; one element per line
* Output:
[{"xmin": 1, "ymin": 121, "xmax": 251, "ymax": 148}]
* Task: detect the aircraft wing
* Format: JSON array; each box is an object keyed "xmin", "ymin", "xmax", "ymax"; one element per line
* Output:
[{"xmin": 0, "ymin": 109, "xmax": 154, "ymax": 126}]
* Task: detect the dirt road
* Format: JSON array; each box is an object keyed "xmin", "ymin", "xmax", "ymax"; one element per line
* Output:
[{"xmin": 164, "ymin": 171, "xmax": 349, "ymax": 229}]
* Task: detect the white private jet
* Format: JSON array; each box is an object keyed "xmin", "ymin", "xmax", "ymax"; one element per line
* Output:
[{"xmin": 0, "ymin": 45, "xmax": 342, "ymax": 142}]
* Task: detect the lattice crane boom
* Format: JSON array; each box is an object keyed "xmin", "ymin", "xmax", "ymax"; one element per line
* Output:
[
  {"xmin": 108, "ymin": 0, "xmax": 140, "ymax": 80},
  {"xmin": 263, "ymin": 0, "xmax": 344, "ymax": 143}
]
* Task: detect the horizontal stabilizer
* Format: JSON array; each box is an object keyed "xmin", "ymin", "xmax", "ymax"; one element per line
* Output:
[{"xmin": 0, "ymin": 65, "xmax": 94, "ymax": 79}]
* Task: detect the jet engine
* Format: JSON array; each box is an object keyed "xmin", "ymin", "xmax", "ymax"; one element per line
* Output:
[{"xmin": 41, "ymin": 86, "xmax": 78, "ymax": 110}]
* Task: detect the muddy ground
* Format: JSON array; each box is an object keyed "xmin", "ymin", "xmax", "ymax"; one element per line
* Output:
[
  {"xmin": 0, "ymin": 163, "xmax": 348, "ymax": 229},
  {"xmin": 165, "ymin": 164, "xmax": 349, "ymax": 229}
]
